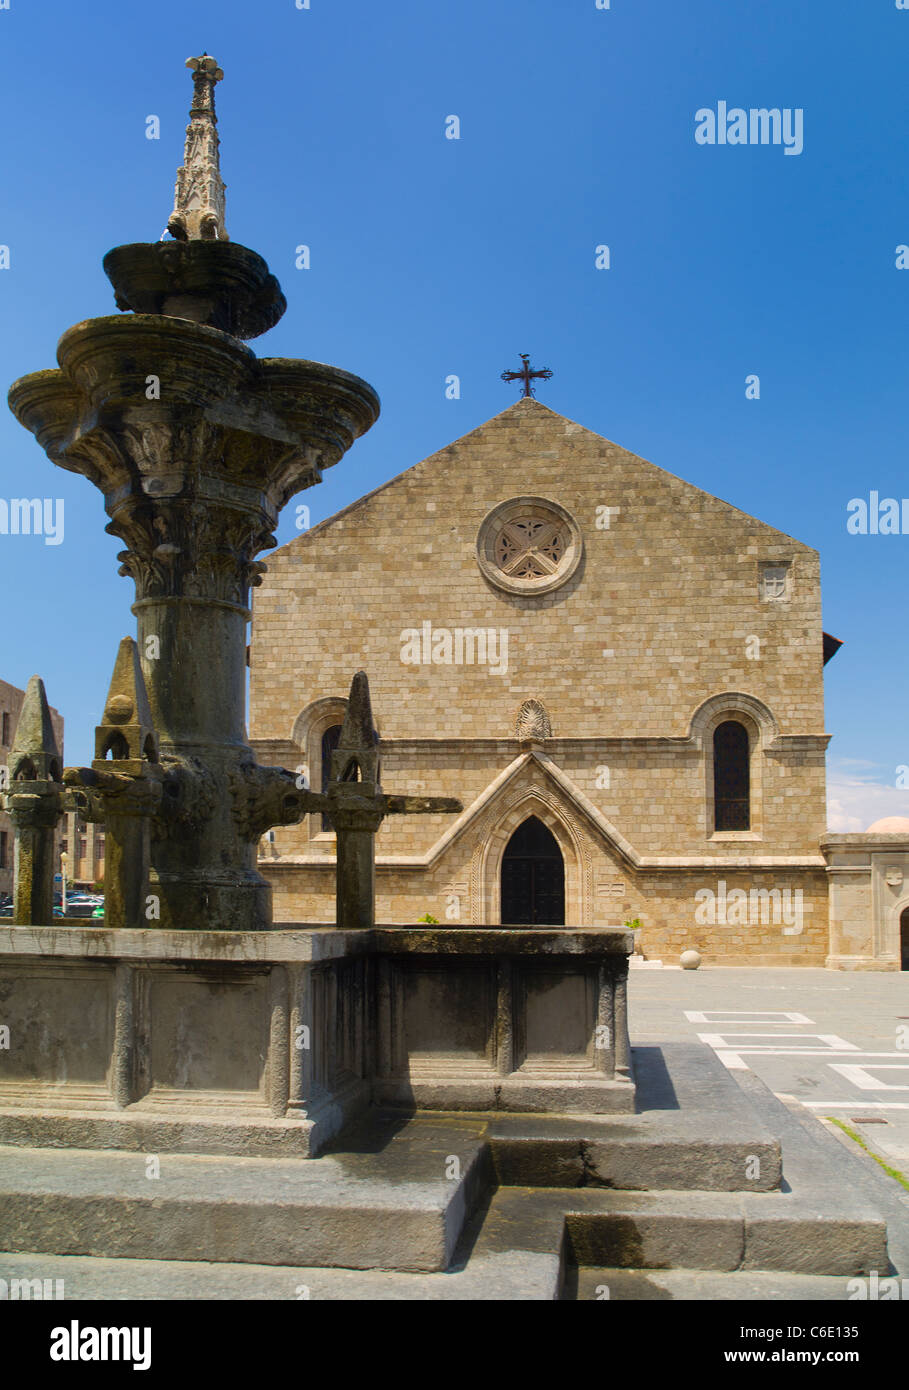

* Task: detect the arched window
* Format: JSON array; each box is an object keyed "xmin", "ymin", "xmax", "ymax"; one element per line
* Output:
[
  {"xmin": 900, "ymin": 907, "xmax": 909, "ymax": 972},
  {"xmin": 320, "ymin": 724, "xmax": 342, "ymax": 831},
  {"xmin": 501, "ymin": 815, "xmax": 565, "ymax": 925},
  {"xmin": 713, "ymin": 721, "xmax": 750, "ymax": 831}
]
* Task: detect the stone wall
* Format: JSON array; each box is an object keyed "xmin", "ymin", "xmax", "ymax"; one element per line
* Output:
[{"xmin": 822, "ymin": 833, "xmax": 909, "ymax": 970}]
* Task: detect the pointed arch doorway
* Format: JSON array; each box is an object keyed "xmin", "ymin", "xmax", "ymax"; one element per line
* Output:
[
  {"xmin": 901, "ymin": 907, "xmax": 909, "ymax": 971},
  {"xmin": 500, "ymin": 815, "xmax": 565, "ymax": 925}
]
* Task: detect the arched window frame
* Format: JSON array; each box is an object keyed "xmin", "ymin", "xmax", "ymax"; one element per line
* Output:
[
  {"xmin": 291, "ymin": 697, "xmax": 348, "ymax": 842},
  {"xmin": 704, "ymin": 710, "xmax": 762, "ymax": 840}
]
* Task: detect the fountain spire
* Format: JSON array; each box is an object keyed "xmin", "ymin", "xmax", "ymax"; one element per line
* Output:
[
  {"xmin": 167, "ymin": 54, "xmax": 228, "ymax": 243},
  {"xmin": 102, "ymin": 50, "xmax": 284, "ymax": 338}
]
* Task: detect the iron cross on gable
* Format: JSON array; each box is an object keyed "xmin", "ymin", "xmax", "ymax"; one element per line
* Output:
[{"xmin": 501, "ymin": 353, "xmax": 553, "ymax": 399}]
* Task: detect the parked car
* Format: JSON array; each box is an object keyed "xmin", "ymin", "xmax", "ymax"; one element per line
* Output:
[{"xmin": 62, "ymin": 898, "xmax": 98, "ymax": 918}]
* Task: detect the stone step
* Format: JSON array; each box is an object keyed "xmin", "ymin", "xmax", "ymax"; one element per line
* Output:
[
  {"xmin": 0, "ymin": 1173, "xmax": 887, "ymax": 1292},
  {"xmin": 568, "ymin": 1266, "xmax": 863, "ymax": 1301},
  {"xmin": 479, "ymin": 1187, "xmax": 888, "ymax": 1277},
  {"xmin": 0, "ymin": 1248, "xmax": 561, "ymax": 1301},
  {"xmin": 485, "ymin": 1113, "xmax": 781, "ymax": 1191},
  {"xmin": 0, "ymin": 1125, "xmax": 492, "ymax": 1273},
  {"xmin": 0, "ymin": 1053, "xmax": 892, "ymax": 1288},
  {"xmin": 479, "ymin": 1043, "xmax": 785, "ymax": 1192}
]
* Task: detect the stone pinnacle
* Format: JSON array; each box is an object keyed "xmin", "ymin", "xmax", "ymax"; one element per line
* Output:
[
  {"xmin": 338, "ymin": 672, "xmax": 378, "ymax": 752},
  {"xmin": 95, "ymin": 637, "xmax": 158, "ymax": 767},
  {"xmin": 9, "ymin": 675, "xmax": 62, "ymax": 783}
]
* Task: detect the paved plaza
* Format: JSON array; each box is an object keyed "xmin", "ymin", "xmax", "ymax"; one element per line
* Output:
[{"xmin": 630, "ymin": 965, "xmax": 909, "ymax": 1274}]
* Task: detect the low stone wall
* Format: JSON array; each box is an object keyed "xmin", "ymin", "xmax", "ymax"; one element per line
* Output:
[
  {"xmin": 0, "ymin": 923, "xmax": 634, "ymax": 1157},
  {"xmin": 372, "ymin": 927, "xmax": 633, "ymax": 1114},
  {"xmin": 821, "ymin": 832, "xmax": 909, "ymax": 970}
]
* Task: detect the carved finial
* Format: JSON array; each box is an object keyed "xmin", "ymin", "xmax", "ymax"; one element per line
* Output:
[
  {"xmin": 94, "ymin": 637, "xmax": 158, "ymax": 767},
  {"xmin": 331, "ymin": 671, "xmax": 380, "ymax": 788},
  {"xmin": 167, "ymin": 54, "xmax": 228, "ymax": 244},
  {"xmin": 9, "ymin": 676, "xmax": 62, "ymax": 783},
  {"xmin": 515, "ymin": 698, "xmax": 552, "ymax": 741}
]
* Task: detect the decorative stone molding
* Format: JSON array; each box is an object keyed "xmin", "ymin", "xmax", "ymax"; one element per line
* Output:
[
  {"xmin": 291, "ymin": 697, "xmax": 349, "ymax": 752},
  {"xmin": 476, "ymin": 496, "xmax": 582, "ymax": 596},
  {"xmin": 514, "ymin": 698, "xmax": 552, "ymax": 741},
  {"xmin": 687, "ymin": 691, "xmax": 780, "ymax": 748}
]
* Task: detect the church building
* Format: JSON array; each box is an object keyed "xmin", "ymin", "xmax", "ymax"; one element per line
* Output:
[{"xmin": 249, "ymin": 397, "xmax": 907, "ymax": 969}]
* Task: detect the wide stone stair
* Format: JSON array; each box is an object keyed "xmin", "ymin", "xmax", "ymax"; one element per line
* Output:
[{"xmin": 0, "ymin": 1044, "xmax": 892, "ymax": 1300}]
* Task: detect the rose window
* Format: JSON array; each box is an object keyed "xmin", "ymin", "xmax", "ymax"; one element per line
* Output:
[
  {"xmin": 476, "ymin": 498, "xmax": 582, "ymax": 596},
  {"xmin": 494, "ymin": 519, "xmax": 566, "ymax": 578}
]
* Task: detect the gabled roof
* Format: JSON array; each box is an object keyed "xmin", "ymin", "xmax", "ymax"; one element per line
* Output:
[{"xmin": 276, "ymin": 397, "xmax": 812, "ymax": 556}]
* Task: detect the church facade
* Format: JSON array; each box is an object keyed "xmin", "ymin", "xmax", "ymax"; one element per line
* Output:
[{"xmin": 249, "ymin": 398, "xmax": 904, "ymax": 968}]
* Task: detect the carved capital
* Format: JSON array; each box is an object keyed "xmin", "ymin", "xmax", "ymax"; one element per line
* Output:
[
  {"xmin": 114, "ymin": 499, "xmax": 275, "ymax": 606},
  {"xmin": 9, "ymin": 320, "xmax": 378, "ymax": 610},
  {"xmin": 5, "ymin": 783, "xmax": 64, "ymax": 832}
]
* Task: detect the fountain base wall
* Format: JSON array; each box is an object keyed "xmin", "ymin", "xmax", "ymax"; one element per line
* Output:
[{"xmin": 0, "ymin": 925, "xmax": 634, "ymax": 1157}]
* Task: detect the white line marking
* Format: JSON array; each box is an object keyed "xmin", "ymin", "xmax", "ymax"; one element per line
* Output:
[
  {"xmin": 803, "ymin": 1102, "xmax": 909, "ymax": 1110},
  {"xmin": 698, "ymin": 1032, "xmax": 857, "ymax": 1052},
  {"xmin": 829, "ymin": 1063, "xmax": 909, "ymax": 1092},
  {"xmin": 685, "ymin": 1010, "xmax": 813, "ymax": 1024},
  {"xmin": 715, "ymin": 1050, "xmax": 749, "ymax": 1071},
  {"xmin": 700, "ymin": 1048, "xmax": 906, "ymax": 1058}
]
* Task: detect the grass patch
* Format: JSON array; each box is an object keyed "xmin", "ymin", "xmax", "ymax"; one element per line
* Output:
[{"xmin": 825, "ymin": 1117, "xmax": 909, "ymax": 1193}]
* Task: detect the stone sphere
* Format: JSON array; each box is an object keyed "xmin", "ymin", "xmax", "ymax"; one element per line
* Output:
[
  {"xmin": 680, "ymin": 949, "xmax": 702, "ymax": 970},
  {"xmin": 105, "ymin": 694, "xmax": 134, "ymax": 724}
]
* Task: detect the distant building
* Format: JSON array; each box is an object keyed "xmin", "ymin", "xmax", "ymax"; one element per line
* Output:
[{"xmin": 61, "ymin": 812, "xmax": 105, "ymax": 889}]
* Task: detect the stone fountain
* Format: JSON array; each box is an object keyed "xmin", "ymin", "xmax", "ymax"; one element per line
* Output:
[
  {"xmin": 0, "ymin": 57, "xmax": 634, "ymax": 1165},
  {"xmin": 9, "ymin": 54, "xmax": 384, "ymax": 934}
]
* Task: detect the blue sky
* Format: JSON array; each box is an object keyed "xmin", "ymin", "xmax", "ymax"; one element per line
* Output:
[{"xmin": 0, "ymin": 0, "xmax": 907, "ymax": 828}]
